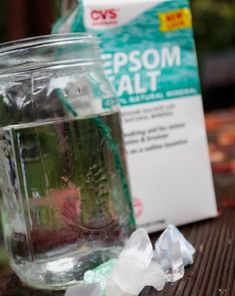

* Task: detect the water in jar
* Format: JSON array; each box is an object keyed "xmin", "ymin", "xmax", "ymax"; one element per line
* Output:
[{"xmin": 0, "ymin": 111, "xmax": 134, "ymax": 289}]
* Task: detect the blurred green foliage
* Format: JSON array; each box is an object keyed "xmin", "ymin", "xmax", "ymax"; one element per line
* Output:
[
  {"xmin": 54, "ymin": 0, "xmax": 64, "ymax": 19},
  {"xmin": 191, "ymin": 0, "xmax": 235, "ymax": 57},
  {"xmin": 0, "ymin": 247, "xmax": 9, "ymax": 267}
]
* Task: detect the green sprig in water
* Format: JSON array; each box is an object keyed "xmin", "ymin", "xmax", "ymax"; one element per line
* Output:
[{"xmin": 55, "ymin": 88, "xmax": 135, "ymax": 227}]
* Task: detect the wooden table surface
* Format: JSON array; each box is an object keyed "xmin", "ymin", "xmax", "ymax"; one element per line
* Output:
[{"xmin": 0, "ymin": 187, "xmax": 234, "ymax": 296}]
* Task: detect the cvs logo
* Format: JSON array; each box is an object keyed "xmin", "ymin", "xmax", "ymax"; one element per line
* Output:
[{"xmin": 90, "ymin": 9, "xmax": 119, "ymax": 25}]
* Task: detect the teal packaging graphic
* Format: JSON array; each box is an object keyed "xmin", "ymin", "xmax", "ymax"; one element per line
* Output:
[{"xmin": 54, "ymin": 0, "xmax": 217, "ymax": 232}]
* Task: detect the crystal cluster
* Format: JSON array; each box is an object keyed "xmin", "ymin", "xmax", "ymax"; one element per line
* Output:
[
  {"xmin": 65, "ymin": 283, "xmax": 102, "ymax": 296},
  {"xmin": 65, "ymin": 225, "xmax": 195, "ymax": 296},
  {"xmin": 84, "ymin": 259, "xmax": 117, "ymax": 293},
  {"xmin": 106, "ymin": 228, "xmax": 165, "ymax": 296},
  {"xmin": 154, "ymin": 224, "xmax": 195, "ymax": 282}
]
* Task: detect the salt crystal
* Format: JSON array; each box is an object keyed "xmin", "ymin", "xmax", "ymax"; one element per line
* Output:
[
  {"xmin": 65, "ymin": 283, "xmax": 102, "ymax": 296},
  {"xmin": 154, "ymin": 224, "xmax": 195, "ymax": 282},
  {"xmin": 110, "ymin": 259, "xmax": 145, "ymax": 295},
  {"xmin": 79, "ymin": 226, "xmax": 194, "ymax": 295},
  {"xmin": 142, "ymin": 261, "xmax": 166, "ymax": 291},
  {"xmin": 84, "ymin": 259, "xmax": 116, "ymax": 292},
  {"xmin": 120, "ymin": 228, "xmax": 153, "ymax": 267},
  {"xmin": 106, "ymin": 278, "xmax": 133, "ymax": 296},
  {"xmin": 107, "ymin": 228, "xmax": 167, "ymax": 295},
  {"xmin": 108, "ymin": 228, "xmax": 152, "ymax": 295},
  {"xmin": 108, "ymin": 260, "xmax": 166, "ymax": 295}
]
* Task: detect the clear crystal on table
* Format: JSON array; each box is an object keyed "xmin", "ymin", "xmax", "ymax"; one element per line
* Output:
[
  {"xmin": 107, "ymin": 228, "xmax": 166, "ymax": 295},
  {"xmin": 142, "ymin": 261, "xmax": 166, "ymax": 291},
  {"xmin": 154, "ymin": 224, "xmax": 195, "ymax": 282},
  {"xmin": 106, "ymin": 278, "xmax": 133, "ymax": 296},
  {"xmin": 109, "ymin": 258, "xmax": 145, "ymax": 295},
  {"xmin": 84, "ymin": 259, "xmax": 117, "ymax": 293},
  {"xmin": 119, "ymin": 228, "xmax": 153, "ymax": 267},
  {"xmin": 108, "ymin": 259, "xmax": 166, "ymax": 295},
  {"xmin": 65, "ymin": 283, "xmax": 102, "ymax": 296}
]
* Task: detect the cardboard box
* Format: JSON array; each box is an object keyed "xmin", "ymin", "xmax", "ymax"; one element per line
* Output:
[{"xmin": 56, "ymin": 0, "xmax": 218, "ymax": 232}]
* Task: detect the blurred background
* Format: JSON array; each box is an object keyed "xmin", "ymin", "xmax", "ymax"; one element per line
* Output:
[{"xmin": 0, "ymin": 0, "xmax": 235, "ymax": 273}]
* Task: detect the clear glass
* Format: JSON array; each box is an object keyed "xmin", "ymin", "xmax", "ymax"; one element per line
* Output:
[{"xmin": 0, "ymin": 34, "xmax": 135, "ymax": 290}]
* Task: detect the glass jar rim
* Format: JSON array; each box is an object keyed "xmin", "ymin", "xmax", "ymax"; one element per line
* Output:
[
  {"xmin": 0, "ymin": 33, "xmax": 99, "ymax": 54},
  {"xmin": 0, "ymin": 33, "xmax": 101, "ymax": 76}
]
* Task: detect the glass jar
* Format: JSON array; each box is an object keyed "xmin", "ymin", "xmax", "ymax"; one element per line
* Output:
[{"xmin": 0, "ymin": 34, "xmax": 135, "ymax": 290}]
